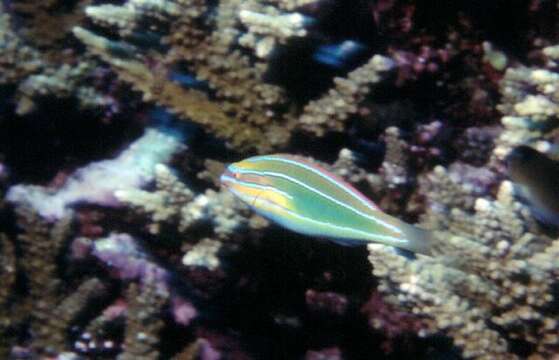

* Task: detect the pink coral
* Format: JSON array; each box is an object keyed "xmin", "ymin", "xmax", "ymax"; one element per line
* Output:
[{"xmin": 361, "ymin": 291, "xmax": 426, "ymax": 353}]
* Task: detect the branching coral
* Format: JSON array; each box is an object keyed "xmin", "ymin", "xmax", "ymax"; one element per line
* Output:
[
  {"xmin": 0, "ymin": 1, "xmax": 117, "ymax": 117},
  {"xmin": 73, "ymin": 0, "xmax": 293, "ymax": 152},
  {"xmin": 10, "ymin": 0, "xmax": 92, "ymax": 48},
  {"xmin": 116, "ymin": 163, "xmax": 250, "ymax": 239},
  {"xmin": 368, "ymin": 165, "xmax": 559, "ymax": 358},
  {"xmin": 0, "ymin": 234, "xmax": 15, "ymax": 308},
  {"xmin": 493, "ymin": 44, "xmax": 559, "ymax": 165},
  {"xmin": 7, "ymin": 127, "xmax": 185, "ymax": 220},
  {"xmin": 6, "ymin": 206, "xmax": 108, "ymax": 357},
  {"xmin": 14, "ymin": 61, "xmax": 112, "ymax": 115},
  {"xmin": 300, "ymin": 56, "xmax": 395, "ymax": 136},
  {"xmin": 3, "ymin": 0, "xmax": 559, "ymax": 359},
  {"xmin": 119, "ymin": 282, "xmax": 167, "ymax": 360},
  {"xmin": 0, "ymin": 234, "xmax": 16, "ymax": 358},
  {"xmin": 74, "ymin": 0, "xmax": 396, "ymax": 151},
  {"xmin": 0, "ymin": 6, "xmax": 42, "ymax": 85}
]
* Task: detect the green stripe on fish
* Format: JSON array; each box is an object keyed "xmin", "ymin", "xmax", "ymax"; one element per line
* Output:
[{"xmin": 221, "ymin": 154, "xmax": 433, "ymax": 255}]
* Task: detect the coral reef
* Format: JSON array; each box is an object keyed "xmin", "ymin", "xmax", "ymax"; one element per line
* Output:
[
  {"xmin": 0, "ymin": 5, "xmax": 42, "ymax": 85},
  {"xmin": 119, "ymin": 282, "xmax": 167, "ymax": 360},
  {"xmin": 7, "ymin": 128, "xmax": 185, "ymax": 220},
  {"xmin": 1, "ymin": 0, "xmax": 559, "ymax": 359},
  {"xmin": 369, "ymin": 174, "xmax": 559, "ymax": 358},
  {"xmin": 10, "ymin": 0, "xmax": 92, "ymax": 48},
  {"xmin": 493, "ymin": 46, "xmax": 559, "ymax": 165},
  {"xmin": 73, "ymin": 0, "xmax": 396, "ymax": 151},
  {"xmin": 0, "ymin": 207, "xmax": 108, "ymax": 357}
]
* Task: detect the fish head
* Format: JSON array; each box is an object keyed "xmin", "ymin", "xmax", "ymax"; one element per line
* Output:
[
  {"xmin": 506, "ymin": 145, "xmax": 544, "ymax": 185},
  {"xmin": 220, "ymin": 157, "xmax": 293, "ymax": 212},
  {"xmin": 220, "ymin": 158, "xmax": 270, "ymax": 190}
]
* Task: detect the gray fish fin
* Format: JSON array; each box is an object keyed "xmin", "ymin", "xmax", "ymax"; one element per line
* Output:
[
  {"xmin": 394, "ymin": 247, "xmax": 417, "ymax": 259},
  {"xmin": 328, "ymin": 237, "xmax": 364, "ymax": 247},
  {"xmin": 399, "ymin": 222, "xmax": 434, "ymax": 255},
  {"xmin": 530, "ymin": 205, "xmax": 559, "ymax": 227}
]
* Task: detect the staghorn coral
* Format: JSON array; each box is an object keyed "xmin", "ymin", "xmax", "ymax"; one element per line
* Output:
[
  {"xmin": 493, "ymin": 43, "xmax": 559, "ymax": 165},
  {"xmin": 6, "ymin": 206, "xmax": 109, "ymax": 357},
  {"xmin": 14, "ymin": 60, "xmax": 112, "ymax": 115},
  {"xmin": 2, "ymin": 11, "xmax": 96, "ymax": 134},
  {"xmin": 3, "ymin": 0, "xmax": 559, "ymax": 358},
  {"xmin": 358, "ymin": 37, "xmax": 559, "ymax": 357},
  {"xmin": 73, "ymin": 0, "xmax": 293, "ymax": 152},
  {"xmin": 7, "ymin": 127, "xmax": 185, "ymax": 220},
  {"xmin": 368, "ymin": 164, "xmax": 559, "ymax": 358},
  {"xmin": 0, "ymin": 5, "xmax": 42, "ymax": 85},
  {"xmin": 10, "ymin": 0, "xmax": 92, "ymax": 48},
  {"xmin": 116, "ymin": 162, "xmax": 250, "ymax": 240},
  {"xmin": 0, "ymin": 234, "xmax": 15, "ymax": 308},
  {"xmin": 300, "ymin": 56, "xmax": 395, "ymax": 136},
  {"xmin": 0, "ymin": 1, "xmax": 121, "ymax": 119},
  {"xmin": 0, "ymin": 234, "xmax": 16, "ymax": 358},
  {"xmin": 74, "ymin": 0, "xmax": 396, "ymax": 151},
  {"xmin": 119, "ymin": 281, "xmax": 168, "ymax": 360}
]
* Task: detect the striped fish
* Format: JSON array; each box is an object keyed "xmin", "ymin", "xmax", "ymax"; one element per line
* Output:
[{"xmin": 220, "ymin": 154, "xmax": 433, "ymax": 255}]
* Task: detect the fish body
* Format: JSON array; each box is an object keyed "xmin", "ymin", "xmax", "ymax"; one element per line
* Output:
[
  {"xmin": 507, "ymin": 146, "xmax": 559, "ymax": 226},
  {"xmin": 221, "ymin": 154, "xmax": 432, "ymax": 254},
  {"xmin": 313, "ymin": 40, "xmax": 366, "ymax": 68}
]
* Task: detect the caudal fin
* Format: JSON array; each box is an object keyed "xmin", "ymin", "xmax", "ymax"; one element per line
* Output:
[{"xmin": 399, "ymin": 222, "xmax": 434, "ymax": 255}]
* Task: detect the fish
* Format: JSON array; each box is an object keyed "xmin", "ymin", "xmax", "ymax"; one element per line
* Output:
[
  {"xmin": 312, "ymin": 40, "xmax": 367, "ymax": 69},
  {"xmin": 220, "ymin": 154, "xmax": 434, "ymax": 255},
  {"xmin": 507, "ymin": 145, "xmax": 559, "ymax": 226}
]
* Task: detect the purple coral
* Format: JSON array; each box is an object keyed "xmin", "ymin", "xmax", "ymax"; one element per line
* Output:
[
  {"xmin": 91, "ymin": 233, "xmax": 168, "ymax": 289},
  {"xmin": 361, "ymin": 291, "xmax": 426, "ymax": 353}
]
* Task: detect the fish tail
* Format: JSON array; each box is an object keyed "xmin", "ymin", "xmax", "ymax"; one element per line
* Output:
[{"xmin": 399, "ymin": 222, "xmax": 434, "ymax": 255}]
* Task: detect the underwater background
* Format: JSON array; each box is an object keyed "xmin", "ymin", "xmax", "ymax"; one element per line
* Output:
[{"xmin": 1, "ymin": 0, "xmax": 559, "ymax": 359}]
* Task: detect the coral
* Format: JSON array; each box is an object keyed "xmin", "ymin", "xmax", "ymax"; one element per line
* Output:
[
  {"xmin": 493, "ymin": 44, "xmax": 559, "ymax": 165},
  {"xmin": 305, "ymin": 289, "xmax": 348, "ymax": 316},
  {"xmin": 361, "ymin": 291, "xmax": 426, "ymax": 353},
  {"xmin": 91, "ymin": 233, "xmax": 169, "ymax": 288},
  {"xmin": 300, "ymin": 55, "xmax": 395, "ymax": 136},
  {"xmin": 182, "ymin": 238, "xmax": 223, "ymax": 270},
  {"xmin": 2, "ymin": 1, "xmax": 559, "ymax": 359},
  {"xmin": 6, "ymin": 206, "xmax": 108, "ymax": 357},
  {"xmin": 74, "ymin": 0, "xmax": 397, "ymax": 151},
  {"xmin": 114, "ymin": 163, "xmax": 195, "ymax": 231},
  {"xmin": 455, "ymin": 126, "xmax": 500, "ymax": 166},
  {"xmin": 119, "ymin": 282, "xmax": 168, "ymax": 360},
  {"xmin": 0, "ymin": 5, "xmax": 42, "ymax": 85},
  {"xmin": 0, "ymin": 234, "xmax": 15, "ymax": 308},
  {"xmin": 73, "ymin": 0, "xmax": 293, "ymax": 152},
  {"xmin": 10, "ymin": 0, "xmax": 92, "ymax": 48},
  {"xmin": 172, "ymin": 338, "xmax": 221, "ymax": 360},
  {"xmin": 0, "ymin": 234, "xmax": 16, "ymax": 358},
  {"xmin": 238, "ymin": 9, "xmax": 311, "ymax": 58},
  {"xmin": 116, "ymin": 162, "xmax": 250, "ymax": 240},
  {"xmin": 0, "ymin": 1, "xmax": 118, "ymax": 118},
  {"xmin": 14, "ymin": 61, "xmax": 111, "ymax": 115},
  {"xmin": 34, "ymin": 277, "xmax": 107, "ymax": 355},
  {"xmin": 7, "ymin": 128, "xmax": 185, "ymax": 220},
  {"xmin": 368, "ymin": 167, "xmax": 559, "ymax": 358}
]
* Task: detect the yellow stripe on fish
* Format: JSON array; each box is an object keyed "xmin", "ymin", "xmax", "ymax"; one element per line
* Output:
[{"xmin": 221, "ymin": 154, "xmax": 433, "ymax": 255}]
